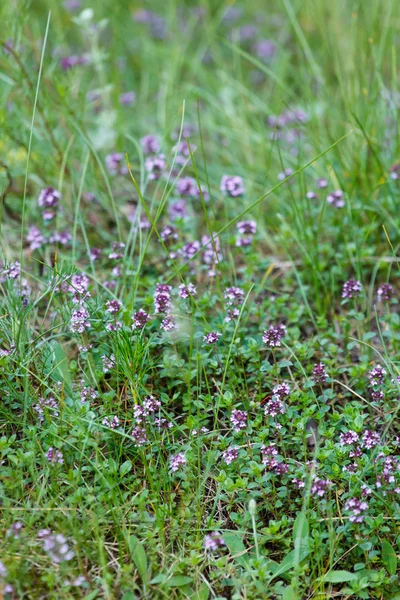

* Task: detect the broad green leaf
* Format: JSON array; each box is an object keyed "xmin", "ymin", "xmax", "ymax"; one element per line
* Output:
[
  {"xmin": 293, "ymin": 512, "xmax": 309, "ymax": 546},
  {"xmin": 224, "ymin": 532, "xmax": 250, "ymax": 567},
  {"xmin": 188, "ymin": 584, "xmax": 210, "ymax": 600},
  {"xmin": 282, "ymin": 585, "xmax": 299, "ymax": 600},
  {"xmin": 271, "ymin": 546, "xmax": 311, "ymax": 580},
  {"xmin": 120, "ymin": 460, "xmax": 132, "ymax": 476},
  {"xmin": 164, "ymin": 575, "xmax": 193, "ymax": 587},
  {"xmin": 128, "ymin": 535, "xmax": 148, "ymax": 582},
  {"xmin": 381, "ymin": 540, "xmax": 397, "ymax": 575},
  {"xmin": 323, "ymin": 570, "xmax": 358, "ymax": 583}
]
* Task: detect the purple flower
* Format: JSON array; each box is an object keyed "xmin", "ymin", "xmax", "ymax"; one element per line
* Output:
[
  {"xmin": 377, "ymin": 283, "xmax": 393, "ymax": 302},
  {"xmin": 38, "ymin": 187, "xmax": 61, "ymax": 210},
  {"xmin": 145, "ymin": 154, "xmax": 166, "ymax": 180},
  {"xmin": 278, "ymin": 167, "xmax": 294, "ymax": 181},
  {"xmin": 230, "ymin": 409, "xmax": 247, "ymax": 432},
  {"xmin": 179, "ymin": 283, "xmax": 197, "ymax": 298},
  {"xmin": 169, "ymin": 198, "xmax": 187, "ymax": 220},
  {"xmin": 311, "ymin": 477, "xmax": 333, "ymax": 497},
  {"xmin": 203, "ymin": 332, "xmax": 221, "ymax": 344},
  {"xmin": 224, "ymin": 308, "xmax": 240, "ymax": 322},
  {"xmin": 70, "ymin": 306, "xmax": 90, "ymax": 333},
  {"xmin": 160, "ymin": 225, "xmax": 178, "ymax": 242},
  {"xmin": 105, "ymin": 299, "xmax": 122, "ymax": 314},
  {"xmin": 33, "ymin": 396, "xmax": 59, "ymax": 422},
  {"xmin": 49, "ymin": 231, "xmax": 72, "ymax": 245},
  {"xmin": 272, "ymin": 383, "xmax": 290, "ymax": 399},
  {"xmin": 262, "ymin": 324, "xmax": 286, "ymax": 347},
  {"xmin": 132, "ymin": 309, "xmax": 151, "ymax": 330},
  {"xmin": 143, "ymin": 396, "xmax": 161, "ymax": 413},
  {"xmin": 204, "ymin": 532, "xmax": 226, "ymax": 551},
  {"xmin": 106, "ymin": 153, "xmax": 128, "ymax": 176},
  {"xmin": 169, "ymin": 452, "xmax": 186, "ymax": 472},
  {"xmin": 26, "ymin": 225, "xmax": 46, "ymax": 250},
  {"xmin": 131, "ymin": 425, "xmax": 148, "ymax": 446},
  {"xmin": 253, "ymin": 39, "xmax": 276, "ymax": 60},
  {"xmin": 154, "ymin": 284, "xmax": 172, "ymax": 314},
  {"xmin": 340, "ymin": 430, "xmax": 359, "ymax": 446},
  {"xmin": 344, "ymin": 498, "xmax": 368, "ymax": 523},
  {"xmin": 60, "ymin": 55, "xmax": 87, "ymax": 70},
  {"xmin": 237, "ymin": 220, "xmax": 256, "ymax": 235},
  {"xmin": 182, "ymin": 240, "xmax": 201, "ymax": 260},
  {"xmin": 38, "ymin": 530, "xmax": 74, "ymax": 563},
  {"xmin": 109, "ymin": 242, "xmax": 125, "ymax": 260},
  {"xmin": 327, "ymin": 190, "xmax": 345, "ymax": 208},
  {"xmin": 342, "ymin": 279, "xmax": 362, "ymax": 299},
  {"xmin": 361, "ymin": 429, "xmax": 381, "ymax": 449},
  {"xmin": 224, "ymin": 286, "xmax": 245, "ymax": 306},
  {"xmin": 264, "ymin": 397, "xmax": 285, "ymax": 417},
  {"xmin": 176, "ymin": 176, "xmax": 198, "ymax": 197},
  {"xmin": 102, "ymin": 354, "xmax": 115, "ymax": 373},
  {"xmin": 160, "ymin": 315, "xmax": 178, "ymax": 331},
  {"xmin": 312, "ymin": 363, "xmax": 328, "ymax": 383},
  {"xmin": 220, "ymin": 175, "xmax": 245, "ymax": 197},
  {"xmin": 368, "ymin": 365, "xmax": 386, "ymax": 386},
  {"xmin": 317, "ymin": 178, "xmax": 328, "ymax": 188},
  {"xmin": 140, "ymin": 134, "xmax": 161, "ymax": 154},
  {"xmin": 46, "ymin": 448, "xmax": 64, "ymax": 464},
  {"xmin": 102, "ymin": 416, "xmax": 120, "ymax": 429},
  {"xmin": 221, "ymin": 446, "xmax": 239, "ymax": 465},
  {"xmin": 6, "ymin": 521, "xmax": 24, "ymax": 539},
  {"xmin": 119, "ymin": 91, "xmax": 136, "ymax": 106}
]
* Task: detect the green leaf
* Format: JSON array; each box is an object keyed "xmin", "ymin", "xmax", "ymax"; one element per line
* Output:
[
  {"xmin": 323, "ymin": 570, "xmax": 358, "ymax": 583},
  {"xmin": 164, "ymin": 575, "xmax": 193, "ymax": 587},
  {"xmin": 381, "ymin": 540, "xmax": 397, "ymax": 575},
  {"xmin": 188, "ymin": 584, "xmax": 209, "ymax": 600},
  {"xmin": 83, "ymin": 592, "xmax": 99, "ymax": 600},
  {"xmin": 128, "ymin": 535, "xmax": 148, "ymax": 582},
  {"xmin": 293, "ymin": 512, "xmax": 309, "ymax": 544},
  {"xmin": 121, "ymin": 593, "xmax": 136, "ymax": 600},
  {"xmin": 282, "ymin": 585, "xmax": 299, "ymax": 600},
  {"xmin": 224, "ymin": 532, "xmax": 250, "ymax": 568},
  {"xmin": 120, "ymin": 460, "xmax": 132, "ymax": 476},
  {"xmin": 271, "ymin": 546, "xmax": 310, "ymax": 580}
]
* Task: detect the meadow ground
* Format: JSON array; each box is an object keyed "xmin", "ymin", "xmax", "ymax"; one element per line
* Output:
[{"xmin": 1, "ymin": 0, "xmax": 400, "ymax": 598}]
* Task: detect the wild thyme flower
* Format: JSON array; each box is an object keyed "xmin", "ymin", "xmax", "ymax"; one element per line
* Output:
[
  {"xmin": 368, "ymin": 365, "xmax": 386, "ymax": 386},
  {"xmin": 237, "ymin": 220, "xmax": 256, "ymax": 235},
  {"xmin": 169, "ymin": 452, "xmax": 186, "ymax": 472},
  {"xmin": 161, "ymin": 315, "xmax": 178, "ymax": 331},
  {"xmin": 6, "ymin": 522, "xmax": 23, "ymax": 539},
  {"xmin": 160, "ymin": 225, "xmax": 178, "ymax": 242},
  {"xmin": 204, "ymin": 532, "xmax": 226, "ymax": 551},
  {"xmin": 38, "ymin": 530, "xmax": 75, "ymax": 563},
  {"xmin": 119, "ymin": 91, "xmax": 136, "ymax": 105},
  {"xmin": 317, "ymin": 178, "xmax": 328, "ymax": 188},
  {"xmin": 327, "ymin": 190, "xmax": 345, "ymax": 208},
  {"xmin": 311, "ymin": 477, "xmax": 333, "ymax": 497},
  {"xmin": 272, "ymin": 383, "xmax": 290, "ymax": 399},
  {"xmin": 143, "ymin": 396, "xmax": 161, "ymax": 413},
  {"xmin": 132, "ymin": 309, "xmax": 151, "ymax": 330},
  {"xmin": 26, "ymin": 225, "xmax": 46, "ymax": 250},
  {"xmin": 339, "ymin": 430, "xmax": 359, "ymax": 446},
  {"xmin": 38, "ymin": 187, "xmax": 61, "ymax": 209},
  {"xmin": 49, "ymin": 231, "xmax": 72, "ymax": 245},
  {"xmin": 70, "ymin": 273, "xmax": 90, "ymax": 294},
  {"xmin": 108, "ymin": 242, "xmax": 125, "ymax": 260},
  {"xmin": 377, "ymin": 283, "xmax": 393, "ymax": 301},
  {"xmin": 262, "ymin": 324, "xmax": 286, "ymax": 347},
  {"xmin": 169, "ymin": 198, "xmax": 187, "ymax": 220},
  {"xmin": 145, "ymin": 154, "xmax": 166, "ymax": 180},
  {"xmin": 312, "ymin": 363, "xmax": 328, "ymax": 383},
  {"xmin": 204, "ymin": 332, "xmax": 221, "ymax": 344},
  {"xmin": 220, "ymin": 175, "xmax": 245, "ymax": 197},
  {"xmin": 102, "ymin": 355, "xmax": 115, "ymax": 373},
  {"xmin": 33, "ymin": 396, "xmax": 59, "ymax": 422},
  {"xmin": 154, "ymin": 417, "xmax": 173, "ymax": 429},
  {"xmin": 342, "ymin": 279, "xmax": 362, "ymax": 299},
  {"xmin": 278, "ymin": 167, "xmax": 294, "ymax": 181},
  {"xmin": 131, "ymin": 425, "xmax": 148, "ymax": 446},
  {"xmin": 182, "ymin": 240, "xmax": 201, "ymax": 260},
  {"xmin": 361, "ymin": 429, "xmax": 381, "ymax": 449},
  {"xmin": 179, "ymin": 283, "xmax": 197, "ymax": 298},
  {"xmin": 105, "ymin": 299, "xmax": 122, "ymax": 314},
  {"xmin": 70, "ymin": 306, "xmax": 90, "ymax": 333},
  {"xmin": 224, "ymin": 308, "xmax": 240, "ymax": 322},
  {"xmin": 264, "ymin": 397, "xmax": 285, "ymax": 417},
  {"xmin": 102, "ymin": 416, "xmax": 120, "ymax": 429},
  {"xmin": 221, "ymin": 446, "xmax": 239, "ymax": 465},
  {"xmin": 46, "ymin": 448, "xmax": 64, "ymax": 464},
  {"xmin": 344, "ymin": 498, "xmax": 368, "ymax": 523},
  {"xmin": 176, "ymin": 177, "xmax": 198, "ymax": 197},
  {"xmin": 80, "ymin": 386, "xmax": 98, "ymax": 403},
  {"xmin": 230, "ymin": 409, "xmax": 247, "ymax": 432},
  {"xmin": 370, "ymin": 390, "xmax": 384, "ymax": 401},
  {"xmin": 105, "ymin": 153, "xmax": 128, "ymax": 176},
  {"xmin": 292, "ymin": 478, "xmax": 305, "ymax": 489},
  {"xmin": 261, "ymin": 444, "xmax": 279, "ymax": 469},
  {"xmin": 224, "ymin": 286, "xmax": 245, "ymax": 306},
  {"xmin": 140, "ymin": 134, "xmax": 161, "ymax": 154},
  {"xmin": 253, "ymin": 39, "xmax": 275, "ymax": 60}
]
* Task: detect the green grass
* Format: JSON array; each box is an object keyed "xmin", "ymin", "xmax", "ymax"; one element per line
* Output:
[{"xmin": 1, "ymin": 0, "xmax": 400, "ymax": 598}]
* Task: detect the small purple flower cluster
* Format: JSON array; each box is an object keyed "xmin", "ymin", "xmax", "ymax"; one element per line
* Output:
[
  {"xmin": 204, "ymin": 532, "xmax": 226, "ymax": 551},
  {"xmin": 262, "ymin": 324, "xmax": 286, "ymax": 347},
  {"xmin": 38, "ymin": 187, "xmax": 61, "ymax": 221},
  {"xmin": 230, "ymin": 409, "xmax": 247, "ymax": 432},
  {"xmin": 236, "ymin": 220, "xmax": 256, "ymax": 247},
  {"xmin": 220, "ymin": 175, "xmax": 245, "ymax": 197},
  {"xmin": 169, "ymin": 452, "xmax": 186, "ymax": 472},
  {"xmin": 38, "ymin": 529, "xmax": 75, "ymax": 563},
  {"xmin": 342, "ymin": 279, "xmax": 362, "ymax": 299},
  {"xmin": 344, "ymin": 498, "xmax": 368, "ymax": 523},
  {"xmin": 326, "ymin": 189, "xmax": 345, "ymax": 208},
  {"xmin": 312, "ymin": 363, "xmax": 328, "ymax": 383}
]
